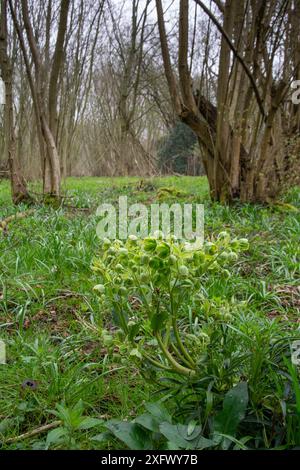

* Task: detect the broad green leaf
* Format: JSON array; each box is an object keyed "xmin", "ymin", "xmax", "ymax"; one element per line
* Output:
[
  {"xmin": 145, "ymin": 402, "xmax": 172, "ymax": 424},
  {"xmin": 159, "ymin": 423, "xmax": 214, "ymax": 450},
  {"xmin": 187, "ymin": 419, "xmax": 198, "ymax": 437},
  {"xmin": 150, "ymin": 311, "xmax": 168, "ymax": 332},
  {"xmin": 46, "ymin": 427, "xmax": 68, "ymax": 446},
  {"xmin": 105, "ymin": 420, "xmax": 153, "ymax": 450},
  {"xmin": 0, "ymin": 418, "xmax": 14, "ymax": 435},
  {"xmin": 129, "ymin": 348, "xmax": 143, "ymax": 360},
  {"xmin": 91, "ymin": 431, "xmax": 112, "ymax": 443},
  {"xmin": 166, "ymin": 441, "xmax": 181, "ymax": 450},
  {"xmin": 214, "ymin": 382, "xmax": 249, "ymax": 449},
  {"xmin": 135, "ymin": 413, "xmax": 160, "ymax": 433},
  {"xmin": 78, "ymin": 417, "xmax": 103, "ymax": 430}
]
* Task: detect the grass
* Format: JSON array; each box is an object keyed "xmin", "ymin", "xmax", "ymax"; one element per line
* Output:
[{"xmin": 0, "ymin": 176, "xmax": 299, "ymax": 449}]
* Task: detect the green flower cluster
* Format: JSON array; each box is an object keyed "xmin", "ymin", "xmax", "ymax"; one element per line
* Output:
[{"xmin": 92, "ymin": 232, "xmax": 249, "ymax": 376}]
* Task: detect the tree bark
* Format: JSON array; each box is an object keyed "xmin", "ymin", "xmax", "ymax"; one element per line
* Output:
[
  {"xmin": 0, "ymin": 0, "xmax": 30, "ymax": 204},
  {"xmin": 156, "ymin": 0, "xmax": 294, "ymax": 203}
]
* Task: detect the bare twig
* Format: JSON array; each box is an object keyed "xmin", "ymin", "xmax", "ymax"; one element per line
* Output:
[{"xmin": 4, "ymin": 421, "xmax": 62, "ymax": 444}]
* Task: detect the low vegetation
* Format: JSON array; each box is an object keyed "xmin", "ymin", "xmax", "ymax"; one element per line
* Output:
[{"xmin": 0, "ymin": 177, "xmax": 300, "ymax": 449}]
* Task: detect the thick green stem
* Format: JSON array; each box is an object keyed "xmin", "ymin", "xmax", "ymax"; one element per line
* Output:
[
  {"xmin": 170, "ymin": 342, "xmax": 193, "ymax": 368},
  {"xmin": 171, "ymin": 316, "xmax": 196, "ymax": 368},
  {"xmin": 142, "ymin": 351, "xmax": 173, "ymax": 371},
  {"xmin": 169, "ymin": 284, "xmax": 195, "ymax": 367},
  {"xmin": 155, "ymin": 332, "xmax": 195, "ymax": 377}
]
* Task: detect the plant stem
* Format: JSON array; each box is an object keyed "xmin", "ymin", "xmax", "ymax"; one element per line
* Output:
[
  {"xmin": 155, "ymin": 332, "xmax": 195, "ymax": 377},
  {"xmin": 171, "ymin": 315, "xmax": 196, "ymax": 368}
]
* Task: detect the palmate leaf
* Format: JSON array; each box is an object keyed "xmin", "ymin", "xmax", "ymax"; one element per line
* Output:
[{"xmin": 213, "ymin": 382, "xmax": 249, "ymax": 449}]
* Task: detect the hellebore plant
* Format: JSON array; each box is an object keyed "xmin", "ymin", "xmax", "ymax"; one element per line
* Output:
[{"xmin": 93, "ymin": 232, "xmax": 249, "ymax": 377}]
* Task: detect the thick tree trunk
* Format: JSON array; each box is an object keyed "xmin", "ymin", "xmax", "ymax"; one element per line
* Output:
[{"xmin": 156, "ymin": 0, "xmax": 294, "ymax": 204}]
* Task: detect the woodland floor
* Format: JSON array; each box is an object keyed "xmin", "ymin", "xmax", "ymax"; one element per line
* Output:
[{"xmin": 0, "ymin": 176, "xmax": 300, "ymax": 449}]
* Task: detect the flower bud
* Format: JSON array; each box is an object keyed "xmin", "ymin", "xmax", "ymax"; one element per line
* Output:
[
  {"xmin": 103, "ymin": 334, "xmax": 114, "ymax": 347},
  {"xmin": 193, "ymin": 251, "xmax": 206, "ymax": 263},
  {"xmin": 93, "ymin": 284, "xmax": 105, "ymax": 294},
  {"xmin": 108, "ymin": 246, "xmax": 117, "ymax": 255},
  {"xmin": 128, "ymin": 235, "xmax": 138, "ymax": 246},
  {"xmin": 227, "ymin": 251, "xmax": 238, "ymax": 262},
  {"xmin": 230, "ymin": 238, "xmax": 239, "ymax": 249},
  {"xmin": 119, "ymin": 247, "xmax": 128, "ymax": 257},
  {"xmin": 169, "ymin": 254, "xmax": 177, "ymax": 265},
  {"xmin": 204, "ymin": 242, "xmax": 217, "ymax": 255},
  {"xmin": 140, "ymin": 254, "xmax": 150, "ymax": 265},
  {"xmin": 218, "ymin": 231, "xmax": 230, "ymax": 241},
  {"xmin": 156, "ymin": 242, "xmax": 170, "ymax": 259},
  {"xmin": 149, "ymin": 256, "xmax": 163, "ymax": 270},
  {"xmin": 102, "ymin": 238, "xmax": 111, "ymax": 249},
  {"xmin": 219, "ymin": 251, "xmax": 229, "ymax": 261},
  {"xmin": 222, "ymin": 269, "xmax": 231, "ymax": 278},
  {"xmin": 143, "ymin": 237, "xmax": 157, "ymax": 252},
  {"xmin": 239, "ymin": 238, "xmax": 249, "ymax": 250},
  {"xmin": 178, "ymin": 265, "xmax": 189, "ymax": 277}
]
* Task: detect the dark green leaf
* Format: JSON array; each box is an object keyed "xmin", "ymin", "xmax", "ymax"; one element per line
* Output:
[
  {"xmin": 105, "ymin": 420, "xmax": 153, "ymax": 450},
  {"xmin": 214, "ymin": 382, "xmax": 249, "ymax": 449}
]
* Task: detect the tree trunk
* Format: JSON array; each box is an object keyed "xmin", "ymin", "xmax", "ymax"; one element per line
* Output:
[
  {"xmin": 156, "ymin": 0, "xmax": 293, "ymax": 203},
  {"xmin": 0, "ymin": 0, "xmax": 30, "ymax": 204}
]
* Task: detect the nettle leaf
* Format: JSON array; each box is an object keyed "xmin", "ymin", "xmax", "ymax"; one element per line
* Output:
[
  {"xmin": 159, "ymin": 423, "xmax": 214, "ymax": 450},
  {"xmin": 105, "ymin": 420, "xmax": 153, "ymax": 450},
  {"xmin": 214, "ymin": 382, "xmax": 249, "ymax": 449}
]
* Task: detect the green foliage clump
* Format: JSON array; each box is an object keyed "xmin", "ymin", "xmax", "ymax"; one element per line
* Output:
[
  {"xmin": 92, "ymin": 232, "xmax": 248, "ymax": 376},
  {"xmin": 93, "ymin": 230, "xmax": 300, "ymax": 450},
  {"xmin": 158, "ymin": 122, "xmax": 201, "ymax": 175}
]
